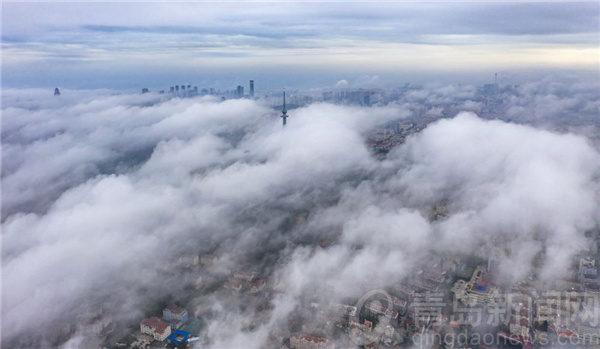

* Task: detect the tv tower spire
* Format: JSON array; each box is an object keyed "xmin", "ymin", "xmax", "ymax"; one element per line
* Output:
[{"xmin": 281, "ymin": 88, "xmax": 288, "ymax": 126}]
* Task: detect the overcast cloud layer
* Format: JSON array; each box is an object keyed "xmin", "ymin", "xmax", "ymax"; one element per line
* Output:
[
  {"xmin": 2, "ymin": 2, "xmax": 599, "ymax": 90},
  {"xmin": 2, "ymin": 76, "xmax": 600, "ymax": 347}
]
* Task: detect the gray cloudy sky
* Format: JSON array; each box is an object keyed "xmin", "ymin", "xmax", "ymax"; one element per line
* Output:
[{"xmin": 2, "ymin": 1, "xmax": 599, "ymax": 90}]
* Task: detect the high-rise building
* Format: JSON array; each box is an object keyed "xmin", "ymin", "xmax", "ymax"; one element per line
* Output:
[
  {"xmin": 236, "ymin": 85, "xmax": 244, "ymax": 98},
  {"xmin": 54, "ymin": 87, "xmax": 60, "ymax": 96},
  {"xmin": 249, "ymin": 80, "xmax": 254, "ymax": 97},
  {"xmin": 141, "ymin": 88, "xmax": 149, "ymax": 94}
]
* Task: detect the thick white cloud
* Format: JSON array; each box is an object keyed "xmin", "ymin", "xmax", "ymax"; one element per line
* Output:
[
  {"xmin": 1, "ymin": 90, "xmax": 405, "ymax": 344},
  {"xmin": 2, "ymin": 84, "xmax": 599, "ymax": 348},
  {"xmin": 390, "ymin": 113, "xmax": 599, "ymax": 280}
]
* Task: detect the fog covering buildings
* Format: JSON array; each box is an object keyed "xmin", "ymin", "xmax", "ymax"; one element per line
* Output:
[{"xmin": 2, "ymin": 75, "xmax": 600, "ymax": 348}]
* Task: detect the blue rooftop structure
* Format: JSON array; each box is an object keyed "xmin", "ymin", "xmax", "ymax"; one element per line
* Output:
[{"xmin": 168, "ymin": 330, "xmax": 191, "ymax": 344}]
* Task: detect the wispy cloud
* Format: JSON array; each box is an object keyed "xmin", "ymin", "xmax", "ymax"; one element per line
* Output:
[{"xmin": 2, "ymin": 2, "xmax": 598, "ymax": 89}]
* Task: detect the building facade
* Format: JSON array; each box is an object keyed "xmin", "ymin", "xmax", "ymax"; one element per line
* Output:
[{"xmin": 163, "ymin": 304, "xmax": 189, "ymax": 329}]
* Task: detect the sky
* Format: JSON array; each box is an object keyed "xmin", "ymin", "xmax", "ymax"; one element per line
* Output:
[{"xmin": 2, "ymin": 1, "xmax": 599, "ymax": 91}]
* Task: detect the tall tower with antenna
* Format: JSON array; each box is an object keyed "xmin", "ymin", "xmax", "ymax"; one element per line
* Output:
[{"xmin": 281, "ymin": 89, "xmax": 288, "ymax": 126}]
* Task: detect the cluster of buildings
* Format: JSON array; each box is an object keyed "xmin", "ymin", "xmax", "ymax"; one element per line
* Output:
[
  {"xmin": 531, "ymin": 256, "xmax": 600, "ymax": 346},
  {"xmin": 446, "ymin": 255, "xmax": 600, "ymax": 348},
  {"xmin": 289, "ymin": 334, "xmax": 332, "ymax": 349},
  {"xmin": 266, "ymin": 250, "xmax": 599, "ymax": 349},
  {"xmin": 452, "ymin": 266, "xmax": 501, "ymax": 306},
  {"xmin": 47, "ymin": 304, "xmax": 116, "ymax": 346},
  {"xmin": 263, "ymin": 255, "xmax": 459, "ymax": 348},
  {"xmin": 366, "ymin": 122, "xmax": 421, "ymax": 157},
  {"xmin": 44, "ymin": 193, "xmax": 598, "ymax": 349},
  {"xmin": 133, "ymin": 303, "xmax": 197, "ymax": 348},
  {"xmin": 49, "ymin": 232, "xmax": 598, "ymax": 349},
  {"xmin": 321, "ymin": 89, "xmax": 380, "ymax": 106},
  {"xmin": 223, "ymin": 270, "xmax": 267, "ymax": 294},
  {"xmin": 141, "ymin": 80, "xmax": 256, "ymax": 99}
]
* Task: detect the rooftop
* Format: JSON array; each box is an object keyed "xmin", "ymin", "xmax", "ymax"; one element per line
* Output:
[
  {"xmin": 164, "ymin": 304, "xmax": 186, "ymax": 314},
  {"xmin": 292, "ymin": 334, "xmax": 328, "ymax": 343},
  {"xmin": 141, "ymin": 317, "xmax": 170, "ymax": 334}
]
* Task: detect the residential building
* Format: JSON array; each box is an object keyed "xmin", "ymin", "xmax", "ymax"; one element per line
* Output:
[
  {"xmin": 225, "ymin": 278, "xmax": 244, "ymax": 292},
  {"xmin": 83, "ymin": 316, "xmax": 113, "ymax": 336},
  {"xmin": 201, "ymin": 254, "xmax": 215, "ymax": 266},
  {"xmin": 462, "ymin": 265, "xmax": 500, "ymax": 305},
  {"xmin": 234, "ymin": 270, "xmax": 257, "ymax": 281},
  {"xmin": 290, "ymin": 334, "xmax": 332, "ymax": 349},
  {"xmin": 177, "ymin": 254, "xmax": 199, "ymax": 268},
  {"xmin": 140, "ymin": 317, "xmax": 171, "ymax": 341},
  {"xmin": 163, "ymin": 304, "xmax": 189, "ymax": 329},
  {"xmin": 250, "ymin": 279, "xmax": 266, "ymax": 294},
  {"xmin": 364, "ymin": 301, "xmax": 399, "ymax": 320}
]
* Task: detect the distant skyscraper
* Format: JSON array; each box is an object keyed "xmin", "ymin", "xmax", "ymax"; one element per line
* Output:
[
  {"xmin": 176, "ymin": 86, "xmax": 179, "ymax": 91},
  {"xmin": 236, "ymin": 85, "xmax": 244, "ymax": 98},
  {"xmin": 249, "ymin": 80, "xmax": 254, "ymax": 97},
  {"xmin": 281, "ymin": 89, "xmax": 288, "ymax": 126},
  {"xmin": 141, "ymin": 88, "xmax": 149, "ymax": 94},
  {"xmin": 54, "ymin": 87, "xmax": 60, "ymax": 96},
  {"xmin": 170, "ymin": 86, "xmax": 175, "ymax": 93}
]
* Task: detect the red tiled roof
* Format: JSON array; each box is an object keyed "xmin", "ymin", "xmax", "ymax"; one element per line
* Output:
[
  {"xmin": 234, "ymin": 270, "xmax": 256, "ymax": 279},
  {"xmin": 225, "ymin": 278, "xmax": 244, "ymax": 289},
  {"xmin": 558, "ymin": 331, "xmax": 578, "ymax": 338},
  {"xmin": 164, "ymin": 303, "xmax": 186, "ymax": 314},
  {"xmin": 424, "ymin": 272, "xmax": 446, "ymax": 283},
  {"xmin": 365, "ymin": 301, "xmax": 398, "ymax": 318},
  {"xmin": 292, "ymin": 334, "xmax": 328, "ymax": 343},
  {"xmin": 377, "ymin": 294, "xmax": 407, "ymax": 307},
  {"xmin": 141, "ymin": 317, "xmax": 170, "ymax": 334}
]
